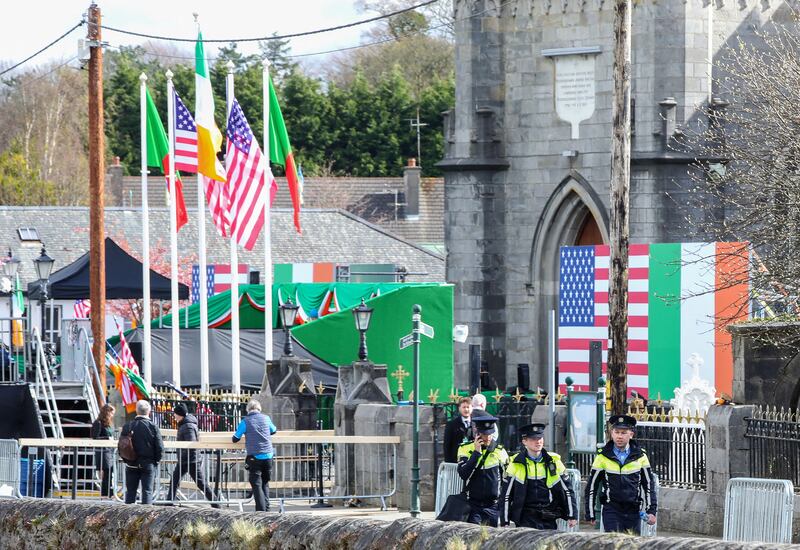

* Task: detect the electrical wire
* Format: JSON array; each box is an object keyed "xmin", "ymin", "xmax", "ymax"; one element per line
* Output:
[
  {"xmin": 0, "ymin": 22, "xmax": 85, "ymax": 77},
  {"xmin": 104, "ymin": 0, "xmax": 516, "ymax": 62},
  {"xmin": 99, "ymin": 0, "xmax": 441, "ymax": 44},
  {"xmin": 2, "ymin": 57, "xmax": 80, "ymax": 91}
]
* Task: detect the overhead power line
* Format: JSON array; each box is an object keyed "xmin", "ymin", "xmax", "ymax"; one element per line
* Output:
[
  {"xmin": 0, "ymin": 21, "xmax": 85, "ymax": 77},
  {"xmin": 99, "ymin": 0, "xmax": 441, "ymax": 44}
]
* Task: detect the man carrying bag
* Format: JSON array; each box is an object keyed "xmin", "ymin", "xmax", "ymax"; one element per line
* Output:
[{"xmin": 437, "ymin": 413, "xmax": 508, "ymax": 526}]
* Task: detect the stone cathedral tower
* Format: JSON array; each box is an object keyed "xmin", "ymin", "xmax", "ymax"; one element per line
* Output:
[{"xmin": 440, "ymin": 0, "xmax": 786, "ymax": 389}]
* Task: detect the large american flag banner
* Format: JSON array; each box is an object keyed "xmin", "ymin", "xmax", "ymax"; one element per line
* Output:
[
  {"xmin": 225, "ymin": 98, "xmax": 277, "ymax": 251},
  {"xmin": 558, "ymin": 244, "xmax": 649, "ymax": 396},
  {"xmin": 173, "ymin": 91, "xmax": 198, "ymax": 172},
  {"xmin": 191, "ymin": 263, "xmax": 250, "ymax": 303}
]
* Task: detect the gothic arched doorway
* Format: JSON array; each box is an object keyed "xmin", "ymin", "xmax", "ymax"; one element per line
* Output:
[{"xmin": 527, "ymin": 171, "xmax": 609, "ymax": 389}]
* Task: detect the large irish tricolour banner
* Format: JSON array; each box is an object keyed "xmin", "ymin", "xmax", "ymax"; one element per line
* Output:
[{"xmin": 558, "ymin": 242, "xmax": 749, "ymax": 400}]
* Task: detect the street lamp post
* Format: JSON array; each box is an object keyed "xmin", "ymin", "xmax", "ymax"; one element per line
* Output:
[
  {"xmin": 2, "ymin": 250, "xmax": 20, "ymax": 318},
  {"xmin": 33, "ymin": 246, "xmax": 55, "ymax": 343},
  {"xmin": 352, "ymin": 298, "xmax": 373, "ymax": 361},
  {"xmin": 279, "ymin": 299, "xmax": 300, "ymax": 357}
]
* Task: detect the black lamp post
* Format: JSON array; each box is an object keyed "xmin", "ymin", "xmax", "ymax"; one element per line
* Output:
[
  {"xmin": 352, "ymin": 298, "xmax": 374, "ymax": 361},
  {"xmin": 279, "ymin": 298, "xmax": 300, "ymax": 356},
  {"xmin": 33, "ymin": 246, "xmax": 55, "ymax": 341},
  {"xmin": 2, "ymin": 250, "xmax": 20, "ymax": 317}
]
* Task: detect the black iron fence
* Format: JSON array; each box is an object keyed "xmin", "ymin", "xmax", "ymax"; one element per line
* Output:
[
  {"xmin": 746, "ymin": 406, "xmax": 800, "ymax": 491},
  {"xmin": 570, "ymin": 413, "xmax": 707, "ymax": 490},
  {"xmin": 150, "ymin": 389, "xmax": 252, "ymax": 432}
]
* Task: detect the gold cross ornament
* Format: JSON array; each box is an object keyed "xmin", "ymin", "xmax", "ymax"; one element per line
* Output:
[
  {"xmin": 493, "ymin": 388, "xmax": 503, "ymax": 403},
  {"xmin": 391, "ymin": 365, "xmax": 410, "ymax": 394},
  {"xmin": 448, "ymin": 387, "xmax": 459, "ymax": 403},
  {"xmin": 317, "ymin": 381, "xmax": 325, "ymax": 395},
  {"xmin": 428, "ymin": 389, "xmax": 440, "ymax": 404},
  {"xmin": 298, "ymin": 380, "xmax": 307, "ymax": 393},
  {"xmin": 512, "ymin": 387, "xmax": 524, "ymax": 402}
]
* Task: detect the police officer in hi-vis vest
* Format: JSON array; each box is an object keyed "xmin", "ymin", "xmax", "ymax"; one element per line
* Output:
[
  {"xmin": 501, "ymin": 423, "xmax": 577, "ymax": 529},
  {"xmin": 457, "ymin": 413, "xmax": 510, "ymax": 526},
  {"xmin": 585, "ymin": 415, "xmax": 658, "ymax": 534}
]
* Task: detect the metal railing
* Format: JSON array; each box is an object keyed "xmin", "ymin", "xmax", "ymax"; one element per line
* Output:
[
  {"xmin": 0, "ymin": 317, "xmax": 29, "ymax": 383},
  {"xmin": 723, "ymin": 477, "xmax": 794, "ymax": 543},
  {"xmin": 30, "ymin": 327, "xmax": 63, "ymax": 440},
  {"xmin": 17, "ymin": 432, "xmax": 399, "ymax": 511},
  {"xmin": 746, "ymin": 406, "xmax": 800, "ymax": 490},
  {"xmin": 75, "ymin": 327, "xmax": 102, "ymax": 418}
]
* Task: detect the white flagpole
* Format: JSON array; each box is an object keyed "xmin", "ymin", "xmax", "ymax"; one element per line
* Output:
[
  {"xmin": 166, "ymin": 69, "xmax": 181, "ymax": 388},
  {"xmin": 262, "ymin": 59, "xmax": 273, "ymax": 363},
  {"xmin": 139, "ymin": 72, "xmax": 152, "ymax": 386},
  {"xmin": 226, "ymin": 60, "xmax": 241, "ymax": 394},
  {"xmin": 195, "ymin": 16, "xmax": 210, "ymax": 394}
]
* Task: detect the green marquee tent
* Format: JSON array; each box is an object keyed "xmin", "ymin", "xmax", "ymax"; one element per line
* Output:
[{"xmin": 151, "ymin": 283, "xmax": 454, "ymax": 400}]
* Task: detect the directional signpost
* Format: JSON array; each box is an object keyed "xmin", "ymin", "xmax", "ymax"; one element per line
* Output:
[{"xmin": 406, "ymin": 304, "xmax": 434, "ymax": 518}]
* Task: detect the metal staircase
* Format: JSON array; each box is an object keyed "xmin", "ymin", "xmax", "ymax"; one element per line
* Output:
[{"xmin": 30, "ymin": 327, "xmax": 103, "ymax": 496}]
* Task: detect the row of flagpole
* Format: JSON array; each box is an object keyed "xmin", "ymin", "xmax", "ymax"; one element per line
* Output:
[{"xmin": 137, "ymin": 33, "xmax": 279, "ymax": 393}]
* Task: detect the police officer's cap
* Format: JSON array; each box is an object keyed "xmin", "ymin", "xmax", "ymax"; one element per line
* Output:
[
  {"xmin": 472, "ymin": 413, "xmax": 499, "ymax": 434},
  {"xmin": 519, "ymin": 423, "xmax": 546, "ymax": 439},
  {"xmin": 609, "ymin": 414, "xmax": 637, "ymax": 429}
]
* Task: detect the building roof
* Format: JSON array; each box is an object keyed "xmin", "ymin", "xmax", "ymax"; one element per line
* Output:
[
  {"xmin": 0, "ymin": 207, "xmax": 445, "ymax": 287},
  {"xmin": 116, "ymin": 174, "xmax": 444, "ymax": 250}
]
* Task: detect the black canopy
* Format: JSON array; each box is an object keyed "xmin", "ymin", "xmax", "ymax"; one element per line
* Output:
[{"xmin": 28, "ymin": 237, "xmax": 189, "ymax": 300}]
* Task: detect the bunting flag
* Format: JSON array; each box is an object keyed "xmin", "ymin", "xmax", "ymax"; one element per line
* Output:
[
  {"xmin": 73, "ymin": 299, "xmax": 91, "ymax": 319},
  {"xmin": 145, "ymin": 87, "xmax": 188, "ymax": 230},
  {"xmin": 106, "ymin": 352, "xmax": 138, "ymax": 413}
]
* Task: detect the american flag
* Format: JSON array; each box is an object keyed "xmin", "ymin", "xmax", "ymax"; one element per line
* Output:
[
  {"xmin": 225, "ymin": 98, "xmax": 277, "ymax": 251},
  {"xmin": 73, "ymin": 299, "xmax": 90, "ymax": 319},
  {"xmin": 191, "ymin": 263, "xmax": 249, "ymax": 303},
  {"xmin": 173, "ymin": 91, "xmax": 198, "ymax": 173},
  {"xmin": 557, "ymin": 244, "xmax": 649, "ymax": 397},
  {"xmin": 204, "ymin": 175, "xmax": 230, "ymax": 237}
]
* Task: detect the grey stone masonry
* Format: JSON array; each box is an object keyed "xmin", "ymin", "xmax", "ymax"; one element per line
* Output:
[
  {"xmin": 257, "ymin": 355, "xmax": 317, "ymax": 431},
  {"xmin": 442, "ymin": 0, "xmax": 785, "ymax": 390}
]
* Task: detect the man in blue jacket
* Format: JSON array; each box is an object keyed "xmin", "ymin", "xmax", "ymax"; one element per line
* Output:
[{"xmin": 232, "ymin": 399, "xmax": 277, "ymax": 511}]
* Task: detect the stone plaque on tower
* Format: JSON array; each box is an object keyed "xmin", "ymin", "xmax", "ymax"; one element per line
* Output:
[{"xmin": 544, "ymin": 47, "xmax": 601, "ymax": 139}]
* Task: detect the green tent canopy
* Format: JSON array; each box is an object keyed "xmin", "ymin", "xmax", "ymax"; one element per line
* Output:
[
  {"xmin": 153, "ymin": 283, "xmax": 416, "ymax": 329},
  {"xmin": 148, "ymin": 283, "xmax": 454, "ymax": 400}
]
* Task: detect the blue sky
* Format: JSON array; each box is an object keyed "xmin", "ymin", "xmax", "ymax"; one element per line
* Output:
[{"xmin": 1, "ymin": 1, "xmax": 369, "ymax": 74}]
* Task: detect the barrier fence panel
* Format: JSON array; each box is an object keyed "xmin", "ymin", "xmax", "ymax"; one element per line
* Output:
[
  {"xmin": 556, "ymin": 468, "xmax": 582, "ymax": 532},
  {"xmin": 434, "ymin": 461, "xmax": 462, "ymax": 516},
  {"xmin": 18, "ymin": 432, "xmax": 397, "ymax": 512},
  {"xmin": 723, "ymin": 477, "xmax": 794, "ymax": 543},
  {"xmin": 0, "ymin": 439, "xmax": 21, "ymax": 497},
  {"xmin": 746, "ymin": 406, "xmax": 800, "ymax": 491}
]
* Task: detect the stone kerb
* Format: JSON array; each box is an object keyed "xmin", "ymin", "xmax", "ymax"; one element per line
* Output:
[{"xmin": 0, "ymin": 499, "xmax": 796, "ymax": 549}]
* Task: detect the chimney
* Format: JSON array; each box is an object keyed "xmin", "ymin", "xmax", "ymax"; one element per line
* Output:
[
  {"xmin": 106, "ymin": 156, "xmax": 124, "ymax": 206},
  {"xmin": 403, "ymin": 158, "xmax": 420, "ymax": 220}
]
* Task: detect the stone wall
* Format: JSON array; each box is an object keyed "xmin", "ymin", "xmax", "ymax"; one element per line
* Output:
[{"xmin": 0, "ymin": 499, "xmax": 794, "ymax": 550}]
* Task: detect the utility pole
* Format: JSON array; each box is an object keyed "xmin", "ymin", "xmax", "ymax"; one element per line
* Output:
[
  {"xmin": 608, "ymin": 0, "xmax": 632, "ymax": 416},
  {"xmin": 407, "ymin": 107, "xmax": 427, "ymax": 166},
  {"xmin": 88, "ymin": 3, "xmax": 106, "ymax": 394}
]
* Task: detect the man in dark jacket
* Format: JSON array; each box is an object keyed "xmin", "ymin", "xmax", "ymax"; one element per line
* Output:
[
  {"xmin": 166, "ymin": 403, "xmax": 219, "ymax": 507},
  {"xmin": 443, "ymin": 396, "xmax": 473, "ymax": 463},
  {"xmin": 585, "ymin": 415, "xmax": 658, "ymax": 534},
  {"xmin": 121, "ymin": 399, "xmax": 164, "ymax": 504},
  {"xmin": 232, "ymin": 399, "xmax": 277, "ymax": 511},
  {"xmin": 501, "ymin": 423, "xmax": 577, "ymax": 529},
  {"xmin": 457, "ymin": 413, "xmax": 509, "ymax": 526}
]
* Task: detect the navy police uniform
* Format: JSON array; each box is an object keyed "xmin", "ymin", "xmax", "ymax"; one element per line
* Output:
[
  {"xmin": 501, "ymin": 423, "xmax": 577, "ymax": 529},
  {"xmin": 585, "ymin": 415, "xmax": 658, "ymax": 534},
  {"xmin": 457, "ymin": 414, "xmax": 510, "ymax": 526}
]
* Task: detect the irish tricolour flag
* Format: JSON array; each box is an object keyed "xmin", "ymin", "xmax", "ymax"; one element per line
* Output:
[{"xmin": 558, "ymin": 242, "xmax": 749, "ymax": 400}]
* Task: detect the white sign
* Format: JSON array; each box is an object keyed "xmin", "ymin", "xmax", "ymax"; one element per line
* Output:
[
  {"xmin": 553, "ymin": 55, "xmax": 596, "ymax": 139},
  {"xmin": 419, "ymin": 322, "xmax": 435, "ymax": 339},
  {"xmin": 399, "ymin": 334, "xmax": 413, "ymax": 350}
]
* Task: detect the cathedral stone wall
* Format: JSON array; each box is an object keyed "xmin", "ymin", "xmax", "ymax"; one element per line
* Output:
[{"xmin": 442, "ymin": 0, "xmax": 786, "ymax": 389}]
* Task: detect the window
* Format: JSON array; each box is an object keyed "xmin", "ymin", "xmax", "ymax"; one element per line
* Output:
[
  {"xmin": 43, "ymin": 304, "xmax": 62, "ymax": 354},
  {"xmin": 17, "ymin": 227, "xmax": 40, "ymax": 242}
]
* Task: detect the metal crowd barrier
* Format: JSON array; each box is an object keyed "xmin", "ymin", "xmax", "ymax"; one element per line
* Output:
[
  {"xmin": 556, "ymin": 468, "xmax": 582, "ymax": 532},
  {"xmin": 0, "ymin": 439, "xmax": 21, "ymax": 497},
  {"xmin": 597, "ymin": 483, "xmax": 659, "ymax": 537},
  {"xmin": 434, "ymin": 462, "xmax": 463, "ymax": 515},
  {"xmin": 723, "ymin": 477, "xmax": 794, "ymax": 543},
  {"xmin": 17, "ymin": 432, "xmax": 399, "ymax": 512}
]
